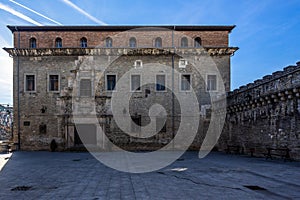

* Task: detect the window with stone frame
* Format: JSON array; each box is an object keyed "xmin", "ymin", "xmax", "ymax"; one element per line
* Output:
[
  {"xmin": 29, "ymin": 37, "xmax": 36, "ymax": 48},
  {"xmin": 156, "ymin": 74, "xmax": 166, "ymax": 91},
  {"xmin": 80, "ymin": 79, "xmax": 92, "ymax": 96},
  {"xmin": 179, "ymin": 59, "xmax": 187, "ymax": 68},
  {"xmin": 181, "ymin": 74, "xmax": 191, "ymax": 91},
  {"xmin": 106, "ymin": 74, "xmax": 116, "ymax": 91},
  {"xmin": 154, "ymin": 37, "xmax": 162, "ymax": 48},
  {"xmin": 194, "ymin": 37, "xmax": 202, "ymax": 47},
  {"xmin": 134, "ymin": 60, "xmax": 143, "ymax": 68},
  {"xmin": 207, "ymin": 75, "xmax": 217, "ymax": 91},
  {"xmin": 55, "ymin": 37, "xmax": 62, "ymax": 48},
  {"xmin": 106, "ymin": 37, "xmax": 113, "ymax": 47},
  {"xmin": 25, "ymin": 74, "xmax": 35, "ymax": 92},
  {"xmin": 131, "ymin": 74, "xmax": 141, "ymax": 91},
  {"xmin": 49, "ymin": 75, "xmax": 59, "ymax": 92},
  {"xmin": 80, "ymin": 37, "xmax": 88, "ymax": 48},
  {"xmin": 129, "ymin": 37, "xmax": 137, "ymax": 47},
  {"xmin": 181, "ymin": 37, "xmax": 188, "ymax": 47}
]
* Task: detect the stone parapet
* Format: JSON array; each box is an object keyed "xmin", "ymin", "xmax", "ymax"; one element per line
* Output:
[
  {"xmin": 227, "ymin": 62, "xmax": 300, "ymax": 110},
  {"xmin": 220, "ymin": 61, "xmax": 300, "ymax": 160}
]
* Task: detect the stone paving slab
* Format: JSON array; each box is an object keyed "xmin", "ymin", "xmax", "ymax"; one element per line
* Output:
[{"xmin": 0, "ymin": 151, "xmax": 299, "ymax": 199}]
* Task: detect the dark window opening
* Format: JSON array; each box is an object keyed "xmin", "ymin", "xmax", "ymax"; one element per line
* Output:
[
  {"xmin": 25, "ymin": 75, "xmax": 35, "ymax": 91},
  {"xmin": 194, "ymin": 37, "xmax": 202, "ymax": 47},
  {"xmin": 80, "ymin": 37, "xmax": 87, "ymax": 48},
  {"xmin": 39, "ymin": 124, "xmax": 47, "ymax": 134},
  {"xmin": 156, "ymin": 74, "xmax": 166, "ymax": 91},
  {"xmin": 49, "ymin": 75, "xmax": 59, "ymax": 91},
  {"xmin": 207, "ymin": 75, "xmax": 217, "ymax": 91},
  {"xmin": 106, "ymin": 75, "xmax": 116, "ymax": 91},
  {"xmin": 23, "ymin": 121, "xmax": 30, "ymax": 126},
  {"xmin": 131, "ymin": 75, "xmax": 141, "ymax": 91},
  {"xmin": 55, "ymin": 38, "xmax": 62, "ymax": 48},
  {"xmin": 106, "ymin": 37, "xmax": 113, "ymax": 47},
  {"xmin": 181, "ymin": 74, "xmax": 191, "ymax": 91},
  {"xmin": 145, "ymin": 89, "xmax": 151, "ymax": 97},
  {"xmin": 206, "ymin": 108, "xmax": 212, "ymax": 119},
  {"xmin": 29, "ymin": 38, "xmax": 36, "ymax": 48}
]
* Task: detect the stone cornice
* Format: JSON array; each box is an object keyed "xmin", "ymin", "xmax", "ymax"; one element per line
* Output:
[
  {"xmin": 7, "ymin": 25, "xmax": 236, "ymax": 33},
  {"xmin": 3, "ymin": 47, "xmax": 238, "ymax": 57}
]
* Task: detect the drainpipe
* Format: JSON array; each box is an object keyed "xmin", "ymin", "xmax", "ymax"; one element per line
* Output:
[
  {"xmin": 66, "ymin": 114, "xmax": 69, "ymax": 149},
  {"xmin": 172, "ymin": 26, "xmax": 175, "ymax": 149},
  {"xmin": 15, "ymin": 26, "xmax": 21, "ymax": 150}
]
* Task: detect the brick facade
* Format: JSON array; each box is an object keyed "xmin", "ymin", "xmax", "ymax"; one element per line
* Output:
[{"xmin": 10, "ymin": 26, "xmax": 232, "ymax": 48}]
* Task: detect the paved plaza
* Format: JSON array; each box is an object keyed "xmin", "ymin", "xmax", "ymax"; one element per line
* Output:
[{"xmin": 0, "ymin": 151, "xmax": 299, "ymax": 199}]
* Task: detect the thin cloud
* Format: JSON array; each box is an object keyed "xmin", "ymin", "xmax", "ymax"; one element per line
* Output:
[
  {"xmin": 0, "ymin": 35, "xmax": 10, "ymax": 47},
  {"xmin": 9, "ymin": 0, "xmax": 62, "ymax": 25},
  {"xmin": 61, "ymin": 0, "xmax": 107, "ymax": 25},
  {"xmin": 0, "ymin": 3, "xmax": 42, "ymax": 26}
]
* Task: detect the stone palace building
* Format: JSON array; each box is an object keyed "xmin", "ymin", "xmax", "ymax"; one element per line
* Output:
[{"xmin": 4, "ymin": 25, "xmax": 237, "ymax": 151}]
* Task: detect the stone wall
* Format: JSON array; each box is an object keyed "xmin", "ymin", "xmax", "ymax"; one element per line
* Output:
[
  {"xmin": 6, "ymin": 25, "xmax": 236, "ymax": 151},
  {"xmin": 11, "ymin": 51, "xmax": 231, "ymax": 150},
  {"xmin": 219, "ymin": 62, "xmax": 300, "ymax": 160}
]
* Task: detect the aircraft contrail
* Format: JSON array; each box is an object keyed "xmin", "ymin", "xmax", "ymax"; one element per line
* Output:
[
  {"xmin": 61, "ymin": 0, "xmax": 107, "ymax": 25},
  {"xmin": 0, "ymin": 3, "xmax": 42, "ymax": 26},
  {"xmin": 9, "ymin": 0, "xmax": 62, "ymax": 25}
]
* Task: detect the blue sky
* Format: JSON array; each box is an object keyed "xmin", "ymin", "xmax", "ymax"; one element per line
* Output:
[{"xmin": 0, "ymin": 0, "xmax": 300, "ymax": 105}]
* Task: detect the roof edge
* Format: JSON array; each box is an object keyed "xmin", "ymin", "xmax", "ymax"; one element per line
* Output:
[{"xmin": 7, "ymin": 25, "xmax": 236, "ymax": 33}]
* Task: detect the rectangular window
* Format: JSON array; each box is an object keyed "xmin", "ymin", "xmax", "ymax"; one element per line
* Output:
[
  {"xmin": 39, "ymin": 124, "xmax": 47, "ymax": 134},
  {"xmin": 156, "ymin": 74, "xmax": 166, "ymax": 91},
  {"xmin": 25, "ymin": 74, "xmax": 35, "ymax": 91},
  {"xmin": 131, "ymin": 74, "xmax": 141, "ymax": 91},
  {"xmin": 181, "ymin": 74, "xmax": 191, "ymax": 91},
  {"xmin": 131, "ymin": 115, "xmax": 141, "ymax": 133},
  {"xmin": 179, "ymin": 59, "xmax": 187, "ymax": 68},
  {"xmin": 206, "ymin": 108, "xmax": 212, "ymax": 119},
  {"xmin": 80, "ymin": 79, "xmax": 91, "ymax": 96},
  {"xmin": 49, "ymin": 75, "xmax": 59, "ymax": 92},
  {"xmin": 134, "ymin": 60, "xmax": 143, "ymax": 68},
  {"xmin": 23, "ymin": 121, "xmax": 30, "ymax": 126},
  {"xmin": 207, "ymin": 75, "xmax": 217, "ymax": 91},
  {"xmin": 106, "ymin": 74, "xmax": 116, "ymax": 91}
]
